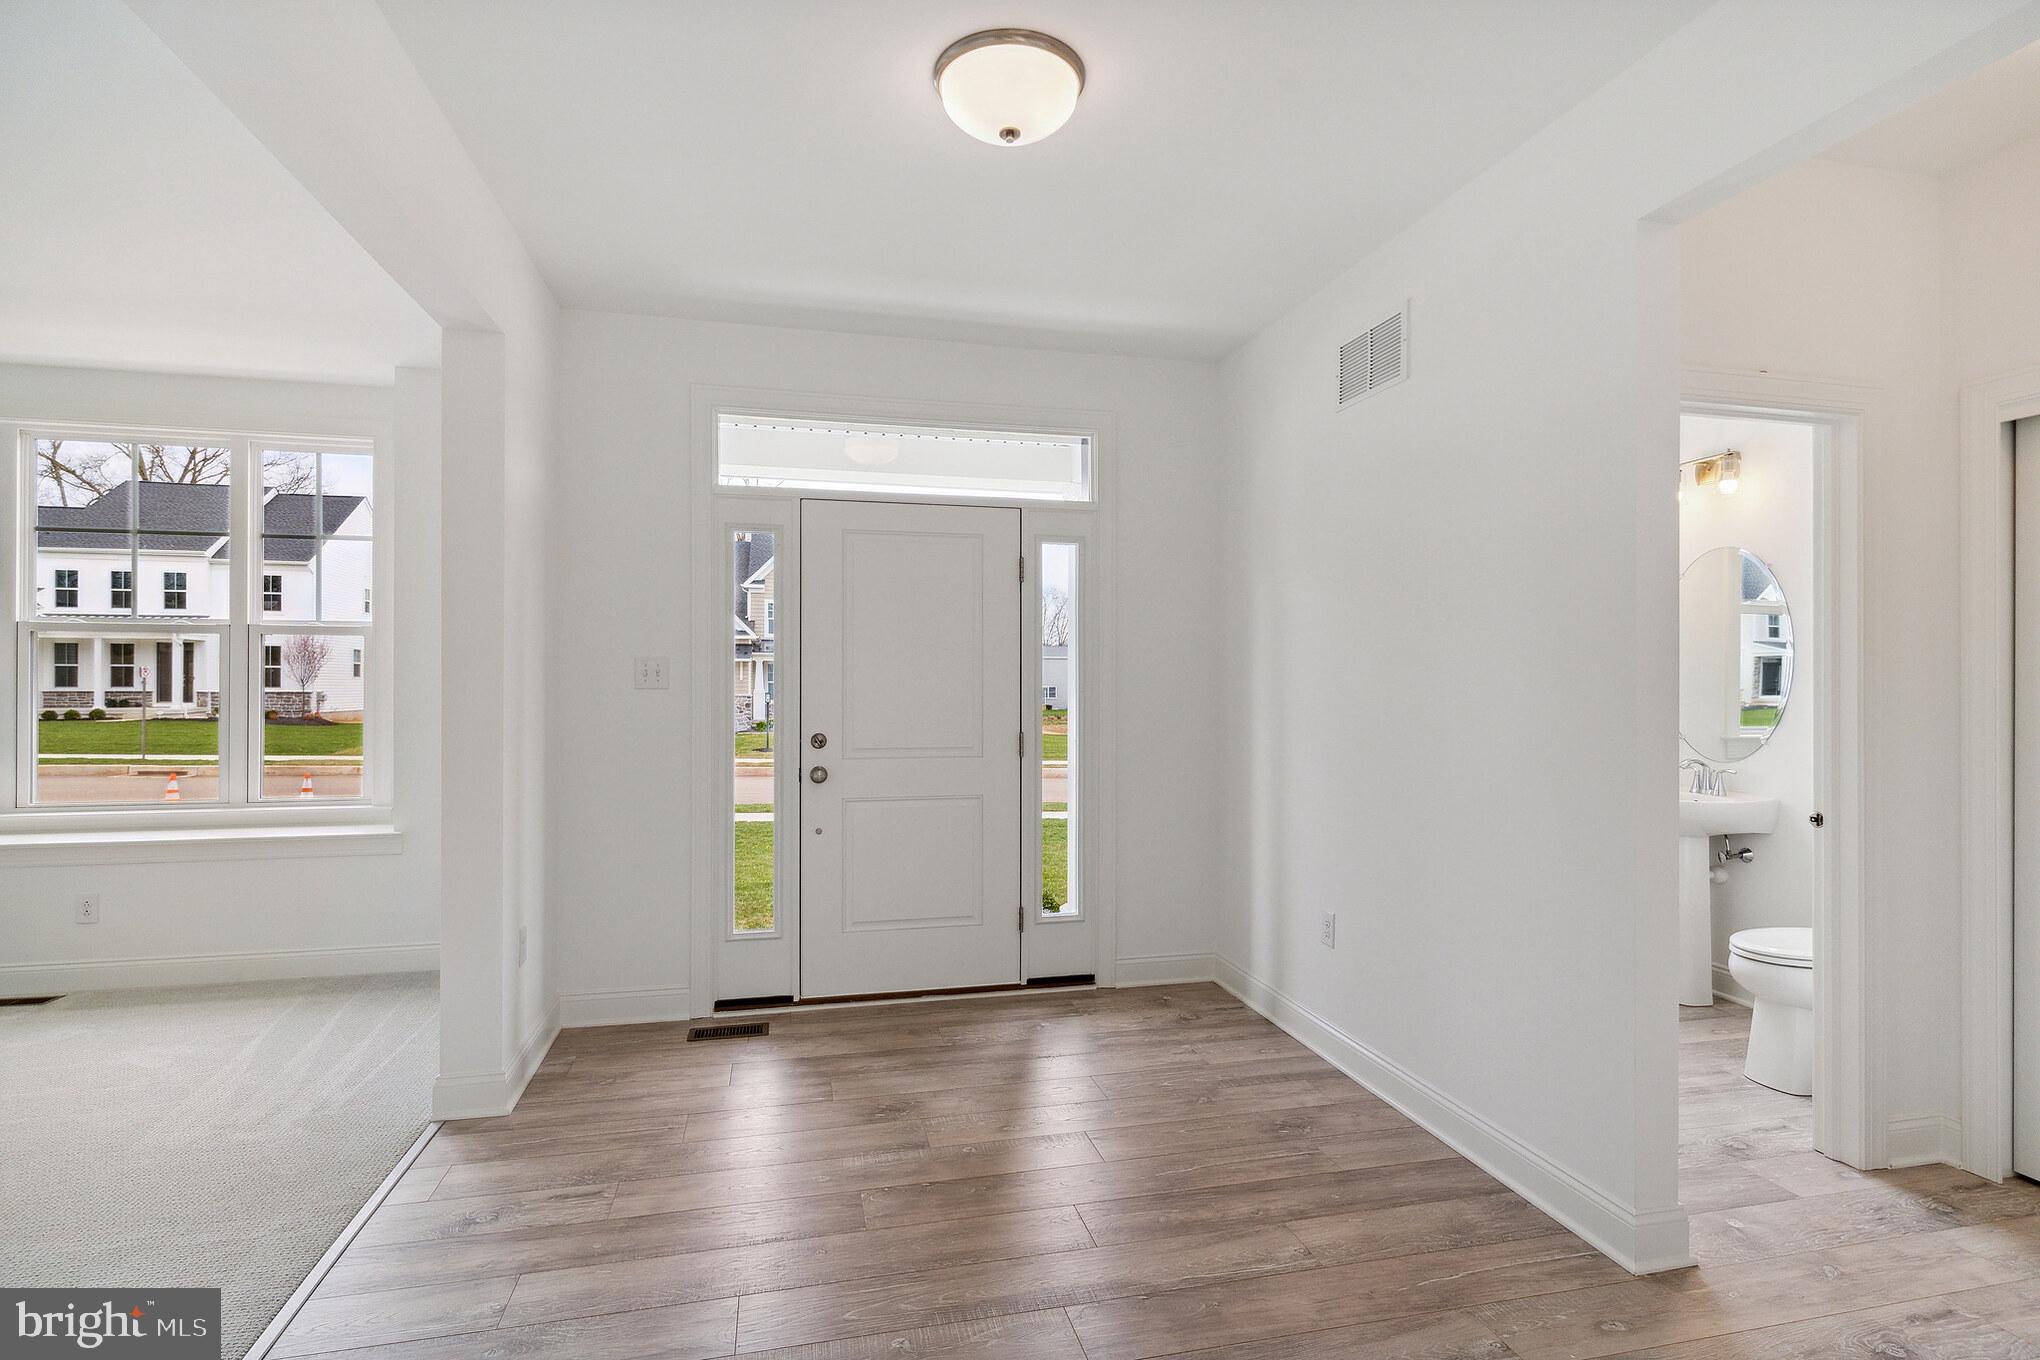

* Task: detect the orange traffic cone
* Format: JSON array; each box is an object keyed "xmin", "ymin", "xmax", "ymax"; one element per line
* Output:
[
  {"xmin": 299, "ymin": 773, "xmax": 315, "ymax": 799},
  {"xmin": 163, "ymin": 771, "xmax": 181, "ymax": 802}
]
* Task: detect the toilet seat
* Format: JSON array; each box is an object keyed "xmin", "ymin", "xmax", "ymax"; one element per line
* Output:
[{"xmin": 1729, "ymin": 926, "xmax": 1811, "ymax": 969}]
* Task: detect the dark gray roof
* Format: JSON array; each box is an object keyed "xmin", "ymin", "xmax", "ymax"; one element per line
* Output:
[
  {"xmin": 733, "ymin": 531, "xmax": 775, "ymax": 633},
  {"xmin": 36, "ymin": 484, "xmax": 362, "ymax": 562},
  {"xmin": 1740, "ymin": 550, "xmax": 1782, "ymax": 605}
]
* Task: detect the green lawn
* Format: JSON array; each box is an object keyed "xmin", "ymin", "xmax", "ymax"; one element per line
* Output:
[
  {"xmin": 37, "ymin": 717, "xmax": 361, "ymax": 757},
  {"xmin": 732, "ymin": 816, "xmax": 1068, "ymax": 925},
  {"xmin": 1740, "ymin": 705, "xmax": 1781, "ymax": 728},
  {"xmin": 1042, "ymin": 732, "xmax": 1068, "ymax": 761},
  {"xmin": 735, "ymin": 731, "xmax": 777, "ymax": 756},
  {"xmin": 734, "ymin": 821, "xmax": 775, "ymax": 932},
  {"xmin": 1043, "ymin": 817, "xmax": 1069, "ymax": 914}
]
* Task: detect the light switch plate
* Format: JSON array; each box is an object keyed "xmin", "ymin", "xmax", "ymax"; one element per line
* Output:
[{"xmin": 633, "ymin": 656, "xmax": 670, "ymax": 690}]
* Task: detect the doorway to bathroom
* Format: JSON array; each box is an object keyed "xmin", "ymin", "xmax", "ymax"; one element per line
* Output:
[{"xmin": 1675, "ymin": 388, "xmax": 1871, "ymax": 1229}]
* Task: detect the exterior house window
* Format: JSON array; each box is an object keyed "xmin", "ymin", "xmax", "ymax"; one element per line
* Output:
[
  {"xmin": 764, "ymin": 601, "xmax": 774, "ymax": 636},
  {"xmin": 1765, "ymin": 613, "xmax": 1782, "ymax": 639},
  {"xmin": 18, "ymin": 435, "xmax": 380, "ymax": 809},
  {"xmin": 1043, "ymin": 685, "xmax": 1058, "ymax": 702},
  {"xmin": 1757, "ymin": 656, "xmax": 1784, "ymax": 699},
  {"xmin": 363, "ymin": 587, "xmax": 371, "ymax": 616}
]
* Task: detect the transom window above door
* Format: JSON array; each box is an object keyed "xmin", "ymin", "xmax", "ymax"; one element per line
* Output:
[{"xmin": 716, "ymin": 412, "xmax": 1093, "ymax": 502}]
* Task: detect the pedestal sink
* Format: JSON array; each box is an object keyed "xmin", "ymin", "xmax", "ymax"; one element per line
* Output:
[{"xmin": 1679, "ymin": 792, "xmax": 1779, "ymax": 1006}]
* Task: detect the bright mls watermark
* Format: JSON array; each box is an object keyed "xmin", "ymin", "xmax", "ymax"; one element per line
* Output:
[{"xmin": 5, "ymin": 1290, "xmax": 218, "ymax": 1356}]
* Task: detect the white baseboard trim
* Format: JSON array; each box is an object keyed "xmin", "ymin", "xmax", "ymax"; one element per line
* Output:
[
  {"xmin": 559, "ymin": 986, "xmax": 694, "ymax": 1028},
  {"xmin": 1115, "ymin": 953, "xmax": 1217, "ymax": 986},
  {"xmin": 1215, "ymin": 955, "xmax": 1691, "ymax": 1275},
  {"xmin": 0, "ymin": 942, "xmax": 437, "ymax": 998},
  {"xmin": 432, "ymin": 998, "xmax": 560, "ymax": 1121},
  {"xmin": 1889, "ymin": 1114, "xmax": 1963, "ymax": 1169},
  {"xmin": 1711, "ymin": 963, "xmax": 1753, "ymax": 1007}
]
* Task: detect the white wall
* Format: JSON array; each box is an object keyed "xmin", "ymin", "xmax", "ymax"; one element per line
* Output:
[
  {"xmin": 1215, "ymin": 0, "xmax": 2040, "ymax": 1273},
  {"xmin": 1677, "ymin": 415, "xmax": 1816, "ymax": 987},
  {"xmin": 549, "ymin": 310, "xmax": 1224, "ymax": 1016},
  {"xmin": 1948, "ymin": 129, "xmax": 2040, "ymax": 386},
  {"xmin": 0, "ymin": 361, "xmax": 440, "ymax": 992}
]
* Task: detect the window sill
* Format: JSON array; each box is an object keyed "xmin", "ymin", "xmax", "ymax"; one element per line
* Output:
[{"xmin": 0, "ymin": 821, "xmax": 403, "ymax": 867}]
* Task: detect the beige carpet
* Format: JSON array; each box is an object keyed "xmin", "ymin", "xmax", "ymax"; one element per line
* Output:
[{"xmin": 0, "ymin": 972, "xmax": 438, "ymax": 1359}]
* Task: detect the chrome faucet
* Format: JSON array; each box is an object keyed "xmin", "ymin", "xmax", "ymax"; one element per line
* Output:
[{"xmin": 1680, "ymin": 761, "xmax": 1735, "ymax": 796}]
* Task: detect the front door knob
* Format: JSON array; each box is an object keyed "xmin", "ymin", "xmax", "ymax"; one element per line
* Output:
[{"xmin": 809, "ymin": 766, "xmax": 829, "ymax": 784}]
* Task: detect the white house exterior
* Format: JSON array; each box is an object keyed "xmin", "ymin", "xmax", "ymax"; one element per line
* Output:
[
  {"xmin": 35, "ymin": 482, "xmax": 370, "ymax": 716},
  {"xmin": 733, "ymin": 532, "xmax": 774, "ymax": 731},
  {"xmin": 1042, "ymin": 644, "xmax": 1070, "ymax": 710}
]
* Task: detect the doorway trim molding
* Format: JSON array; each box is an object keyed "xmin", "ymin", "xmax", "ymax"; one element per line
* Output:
[
  {"xmin": 1681, "ymin": 365, "xmax": 1875, "ymax": 1170},
  {"xmin": 685, "ymin": 383, "xmax": 1119, "ymax": 1015},
  {"xmin": 1958, "ymin": 365, "xmax": 2040, "ymax": 1180}
]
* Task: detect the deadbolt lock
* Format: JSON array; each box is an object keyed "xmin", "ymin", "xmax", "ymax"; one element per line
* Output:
[{"xmin": 810, "ymin": 733, "xmax": 827, "ymax": 749}]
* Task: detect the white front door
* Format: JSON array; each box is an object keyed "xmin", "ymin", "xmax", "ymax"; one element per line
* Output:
[
  {"xmin": 799, "ymin": 499, "xmax": 1023, "ymax": 998},
  {"xmin": 2015, "ymin": 415, "xmax": 2040, "ymax": 1177}
]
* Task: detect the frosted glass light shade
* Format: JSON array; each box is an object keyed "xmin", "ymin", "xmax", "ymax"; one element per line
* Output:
[{"xmin": 935, "ymin": 31, "xmax": 1084, "ymax": 146}]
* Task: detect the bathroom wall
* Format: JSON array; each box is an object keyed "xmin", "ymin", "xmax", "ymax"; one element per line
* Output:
[{"xmin": 1678, "ymin": 414, "xmax": 1817, "ymax": 996}]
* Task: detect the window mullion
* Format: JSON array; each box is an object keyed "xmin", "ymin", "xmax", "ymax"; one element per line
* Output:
[{"xmin": 225, "ymin": 438, "xmax": 253, "ymax": 807}]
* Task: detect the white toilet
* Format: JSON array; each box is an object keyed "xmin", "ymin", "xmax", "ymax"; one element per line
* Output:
[{"xmin": 1727, "ymin": 927, "xmax": 1813, "ymax": 1096}]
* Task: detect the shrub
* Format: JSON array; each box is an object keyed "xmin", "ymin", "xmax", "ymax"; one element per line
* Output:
[
  {"xmin": 88, "ymin": 708, "xmax": 106, "ymax": 720},
  {"xmin": 62, "ymin": 709, "xmax": 82, "ymax": 720},
  {"xmin": 265, "ymin": 709, "xmax": 280, "ymax": 721},
  {"xmin": 40, "ymin": 709, "xmax": 56, "ymax": 722}
]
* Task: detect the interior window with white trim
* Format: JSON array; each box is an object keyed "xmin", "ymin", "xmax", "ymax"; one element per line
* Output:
[
  {"xmin": 1041, "ymin": 541, "xmax": 1078, "ymax": 917},
  {"xmin": 17, "ymin": 434, "xmax": 376, "ymax": 810},
  {"xmin": 717, "ymin": 414, "xmax": 1093, "ymax": 502},
  {"xmin": 730, "ymin": 528, "xmax": 777, "ymax": 933}
]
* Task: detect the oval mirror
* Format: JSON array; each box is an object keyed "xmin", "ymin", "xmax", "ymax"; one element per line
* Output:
[{"xmin": 1679, "ymin": 546, "xmax": 1793, "ymax": 763}]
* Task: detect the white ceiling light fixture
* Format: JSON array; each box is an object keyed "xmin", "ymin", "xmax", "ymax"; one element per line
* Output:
[{"xmin": 934, "ymin": 29, "xmax": 1085, "ymax": 146}]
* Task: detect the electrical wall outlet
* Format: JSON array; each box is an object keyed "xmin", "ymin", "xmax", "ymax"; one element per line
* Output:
[
  {"xmin": 517, "ymin": 926, "xmax": 529, "ymax": 966},
  {"xmin": 1318, "ymin": 911, "xmax": 1336, "ymax": 948},
  {"xmin": 632, "ymin": 656, "xmax": 670, "ymax": 690},
  {"xmin": 76, "ymin": 893, "xmax": 101, "ymax": 925}
]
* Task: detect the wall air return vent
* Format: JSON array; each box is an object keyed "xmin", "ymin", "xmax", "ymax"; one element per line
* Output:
[{"xmin": 1338, "ymin": 304, "xmax": 1409, "ymax": 408}]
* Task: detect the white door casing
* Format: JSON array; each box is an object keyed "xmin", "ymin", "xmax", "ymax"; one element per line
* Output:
[
  {"xmin": 2013, "ymin": 416, "xmax": 2040, "ymax": 1178},
  {"xmin": 798, "ymin": 499, "xmax": 1023, "ymax": 997}
]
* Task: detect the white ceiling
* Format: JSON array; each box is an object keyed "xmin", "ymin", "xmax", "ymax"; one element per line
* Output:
[
  {"xmin": 0, "ymin": 0, "xmax": 438, "ymax": 385},
  {"xmin": 1826, "ymin": 39, "xmax": 2040, "ymax": 178},
  {"xmin": 379, "ymin": 0, "xmax": 1707, "ymax": 359}
]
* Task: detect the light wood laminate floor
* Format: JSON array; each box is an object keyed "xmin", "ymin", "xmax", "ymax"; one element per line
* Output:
[{"xmin": 272, "ymin": 986, "xmax": 2040, "ymax": 1358}]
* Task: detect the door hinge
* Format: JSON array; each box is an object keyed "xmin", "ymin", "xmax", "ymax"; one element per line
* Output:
[
  {"xmin": 1019, "ymin": 902, "xmax": 1026, "ymax": 931},
  {"xmin": 1019, "ymin": 731, "xmax": 1025, "ymax": 756},
  {"xmin": 1020, "ymin": 555, "xmax": 1026, "ymax": 584}
]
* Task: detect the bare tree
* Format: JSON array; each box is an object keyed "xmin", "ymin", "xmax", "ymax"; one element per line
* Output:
[
  {"xmin": 282, "ymin": 635, "xmax": 332, "ymax": 709},
  {"xmin": 34, "ymin": 442, "xmax": 313, "ymax": 505},
  {"xmin": 1042, "ymin": 586, "xmax": 1073, "ymax": 647}
]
